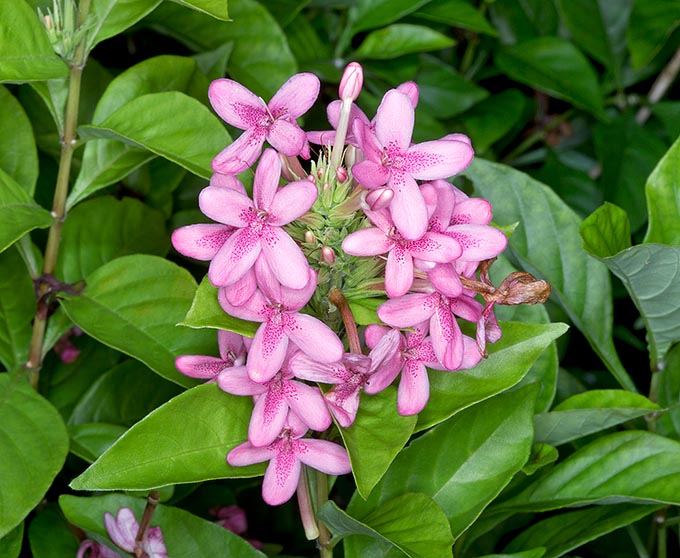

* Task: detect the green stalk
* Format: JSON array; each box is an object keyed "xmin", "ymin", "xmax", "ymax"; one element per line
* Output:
[
  {"xmin": 25, "ymin": 0, "xmax": 91, "ymax": 389},
  {"xmin": 315, "ymin": 469, "xmax": 333, "ymax": 558}
]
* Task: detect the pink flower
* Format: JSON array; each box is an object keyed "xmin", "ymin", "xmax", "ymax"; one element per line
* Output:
[
  {"xmin": 339, "ymin": 61, "xmax": 363, "ymax": 101},
  {"xmin": 209, "ymin": 73, "xmax": 320, "ymax": 174},
  {"xmin": 199, "ymin": 148, "xmax": 317, "ymax": 290},
  {"xmin": 175, "ymin": 330, "xmax": 246, "ymax": 381},
  {"xmin": 219, "ymin": 259, "xmax": 344, "ymax": 383},
  {"xmin": 342, "ymin": 207, "xmax": 462, "ymax": 297},
  {"xmin": 352, "ymin": 89, "xmax": 474, "ymax": 240},
  {"xmin": 218, "ymin": 348, "xmax": 332, "ymax": 447},
  {"xmin": 76, "ymin": 540, "xmax": 121, "ymax": 558},
  {"xmin": 227, "ymin": 415, "xmax": 351, "ymax": 506},
  {"xmin": 104, "ymin": 508, "xmax": 167, "ymax": 558}
]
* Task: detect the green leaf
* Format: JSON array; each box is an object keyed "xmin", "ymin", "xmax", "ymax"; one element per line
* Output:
[
  {"xmin": 417, "ymin": 322, "xmax": 568, "ymax": 431},
  {"xmin": 499, "ymin": 430, "xmax": 680, "ymax": 511},
  {"xmin": 28, "ymin": 504, "xmax": 79, "ymax": 558},
  {"xmin": 355, "ymin": 24, "xmax": 455, "ymax": 60},
  {"xmin": 68, "ymin": 360, "xmax": 181, "ymax": 426},
  {"xmin": 579, "ymin": 202, "xmax": 631, "ymax": 259},
  {"xmin": 598, "ymin": 244, "xmax": 680, "ymax": 369},
  {"xmin": 478, "ymin": 552, "xmax": 545, "ymax": 558},
  {"xmin": 68, "ymin": 423, "xmax": 127, "ymax": 463},
  {"xmin": 173, "ymin": 0, "xmax": 229, "ymax": 19},
  {"xmin": 417, "ymin": 56, "xmax": 488, "ymax": 119},
  {"xmin": 657, "ymin": 343, "xmax": 680, "ymax": 438},
  {"xmin": 59, "ymin": 254, "xmax": 216, "ymax": 387},
  {"xmin": 495, "ymin": 37, "xmax": 604, "ymax": 117},
  {"xmin": 593, "ymin": 112, "xmax": 668, "ymax": 232},
  {"xmin": 321, "ymin": 495, "xmax": 453, "ymax": 558},
  {"xmin": 627, "ymin": 0, "xmax": 680, "ymax": 68},
  {"xmin": 463, "ymin": 158, "xmax": 634, "ymax": 391},
  {"xmin": 0, "ymin": 0, "xmax": 68, "ymax": 82},
  {"xmin": 56, "ymin": 196, "xmax": 169, "ymax": 283},
  {"xmin": 557, "ymin": 0, "xmax": 632, "ymax": 86},
  {"xmin": 644, "ymin": 135, "xmax": 680, "ymax": 244},
  {"xmin": 0, "ymin": 248, "xmax": 34, "ymax": 371},
  {"xmin": 534, "ymin": 390, "xmax": 659, "ymax": 446},
  {"xmin": 505, "ymin": 504, "xmax": 661, "ymax": 558},
  {"xmin": 87, "ymin": 0, "xmax": 162, "ymax": 51},
  {"xmin": 414, "ymin": 0, "xmax": 497, "ymax": 36},
  {"xmin": 651, "ymin": 101, "xmax": 680, "ymax": 141},
  {"xmin": 0, "ymin": 86, "xmax": 38, "ymax": 194},
  {"xmin": 0, "ymin": 522, "xmax": 22, "ymax": 558},
  {"xmin": 148, "ymin": 0, "xmax": 296, "ymax": 98},
  {"xmin": 180, "ymin": 275, "xmax": 258, "ymax": 336},
  {"xmin": 0, "ymin": 374, "xmax": 69, "ymax": 538},
  {"xmin": 340, "ymin": 387, "xmax": 417, "ymax": 499},
  {"xmin": 350, "ymin": 0, "xmax": 433, "ymax": 34},
  {"xmin": 488, "ymin": 0, "xmax": 559, "ymax": 42},
  {"xmin": 79, "ymin": 91, "xmax": 230, "ymax": 179},
  {"xmin": 522, "ymin": 443, "xmax": 558, "ymax": 475},
  {"xmin": 70, "ymin": 383, "xmax": 263, "ymax": 490},
  {"xmin": 0, "ymin": 168, "xmax": 53, "ymax": 254},
  {"xmin": 351, "ymin": 385, "xmax": 538, "ymax": 540}
]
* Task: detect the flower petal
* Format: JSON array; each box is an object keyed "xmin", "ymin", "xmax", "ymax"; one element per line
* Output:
[
  {"xmin": 249, "ymin": 389, "xmax": 289, "ymax": 447},
  {"xmin": 389, "ymin": 172, "xmax": 428, "ymax": 240},
  {"xmin": 451, "ymin": 198, "xmax": 493, "ymax": 225},
  {"xmin": 171, "ymin": 224, "xmax": 233, "ymax": 260},
  {"xmin": 104, "ymin": 509, "xmax": 137, "ymax": 553},
  {"xmin": 198, "ymin": 186, "xmax": 252, "ymax": 228},
  {"xmin": 269, "ymin": 72, "xmax": 320, "ymax": 119},
  {"xmin": 284, "ymin": 313, "xmax": 344, "ymax": 363},
  {"xmin": 445, "ymin": 224, "xmax": 507, "ymax": 261},
  {"xmin": 342, "ymin": 228, "xmax": 393, "ymax": 256},
  {"xmin": 284, "ymin": 380, "xmax": 332, "ymax": 431},
  {"xmin": 212, "ymin": 127, "xmax": 266, "ymax": 174},
  {"xmin": 253, "ymin": 148, "xmax": 281, "ymax": 210},
  {"xmin": 217, "ymin": 365, "xmax": 265, "ymax": 396},
  {"xmin": 145, "ymin": 526, "xmax": 168, "ymax": 558},
  {"xmin": 209, "ymin": 79, "xmax": 266, "ymax": 129},
  {"xmin": 208, "ymin": 227, "xmax": 261, "ymax": 287},
  {"xmin": 268, "ymin": 180, "xmax": 318, "ymax": 226},
  {"xmin": 352, "ymin": 159, "xmax": 389, "ymax": 188},
  {"xmin": 397, "ymin": 360, "xmax": 429, "ymax": 416},
  {"xmin": 431, "ymin": 305, "xmax": 463, "ymax": 370},
  {"xmin": 377, "ymin": 293, "xmax": 436, "ymax": 327},
  {"xmin": 375, "ymin": 89, "xmax": 414, "ymax": 151},
  {"xmin": 267, "ymin": 118, "xmax": 307, "ymax": 157},
  {"xmin": 405, "ymin": 138, "xmax": 474, "ymax": 180},
  {"xmin": 221, "ymin": 267, "xmax": 258, "ymax": 307},
  {"xmin": 175, "ymin": 355, "xmax": 229, "ymax": 379},
  {"xmin": 248, "ymin": 321, "xmax": 289, "ymax": 383},
  {"xmin": 364, "ymin": 324, "xmax": 392, "ymax": 349},
  {"xmin": 288, "ymin": 353, "xmax": 348, "ymax": 384},
  {"xmin": 218, "ymin": 286, "xmax": 267, "ymax": 322},
  {"xmin": 262, "ymin": 447, "xmax": 301, "ymax": 506},
  {"xmin": 385, "ymin": 246, "xmax": 414, "ymax": 298},
  {"xmin": 227, "ymin": 441, "xmax": 275, "ymax": 467},
  {"xmin": 296, "ymin": 438, "xmax": 352, "ymax": 475},
  {"xmin": 410, "ymin": 232, "xmax": 462, "ymax": 263},
  {"xmin": 260, "ymin": 226, "xmax": 311, "ymax": 290},
  {"xmin": 427, "ymin": 263, "xmax": 463, "ymax": 298}
]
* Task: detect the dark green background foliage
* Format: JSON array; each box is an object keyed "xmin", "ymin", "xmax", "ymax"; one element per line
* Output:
[{"xmin": 1, "ymin": 1, "xmax": 680, "ymax": 557}]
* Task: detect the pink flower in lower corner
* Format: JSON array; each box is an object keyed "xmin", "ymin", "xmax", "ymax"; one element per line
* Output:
[
  {"xmin": 198, "ymin": 148, "xmax": 318, "ymax": 290},
  {"xmin": 227, "ymin": 416, "xmax": 351, "ymax": 506},
  {"xmin": 209, "ymin": 73, "xmax": 320, "ymax": 174},
  {"xmin": 76, "ymin": 540, "xmax": 121, "ymax": 558},
  {"xmin": 175, "ymin": 329, "xmax": 247, "ymax": 381},
  {"xmin": 104, "ymin": 508, "xmax": 167, "ymax": 558}
]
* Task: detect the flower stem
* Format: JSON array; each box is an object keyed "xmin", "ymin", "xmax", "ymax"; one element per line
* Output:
[
  {"xmin": 25, "ymin": 0, "xmax": 91, "ymax": 389},
  {"xmin": 134, "ymin": 490, "xmax": 160, "ymax": 557},
  {"xmin": 315, "ymin": 469, "xmax": 333, "ymax": 558},
  {"xmin": 328, "ymin": 288, "xmax": 361, "ymax": 354},
  {"xmin": 297, "ymin": 466, "xmax": 320, "ymax": 540}
]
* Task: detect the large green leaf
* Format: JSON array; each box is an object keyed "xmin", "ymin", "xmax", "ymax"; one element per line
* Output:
[
  {"xmin": 56, "ymin": 196, "xmax": 169, "ymax": 283},
  {"xmin": 79, "ymin": 91, "xmax": 229, "ymax": 179},
  {"xmin": 499, "ymin": 430, "xmax": 680, "ymax": 511},
  {"xmin": 534, "ymin": 390, "xmax": 659, "ymax": 446},
  {"xmin": 417, "ymin": 322, "xmax": 568, "ymax": 431},
  {"xmin": 0, "ymin": 168, "xmax": 53, "ymax": 254},
  {"xmin": 414, "ymin": 0, "xmax": 497, "ymax": 36},
  {"xmin": 495, "ymin": 37, "xmax": 604, "ymax": 117},
  {"xmin": 579, "ymin": 202, "xmax": 631, "ymax": 259},
  {"xmin": 504, "ymin": 504, "xmax": 661, "ymax": 558},
  {"xmin": 0, "ymin": 374, "xmax": 69, "ymax": 538},
  {"xmin": 173, "ymin": 0, "xmax": 229, "ymax": 19},
  {"xmin": 87, "ymin": 0, "xmax": 162, "ymax": 51},
  {"xmin": 28, "ymin": 504, "xmax": 80, "ymax": 558},
  {"xmin": 0, "ymin": 248, "xmax": 34, "ymax": 371},
  {"xmin": 70, "ymin": 383, "xmax": 263, "ymax": 490},
  {"xmin": 626, "ymin": 0, "xmax": 680, "ymax": 68},
  {"xmin": 148, "ymin": 0, "xmax": 296, "ymax": 98},
  {"xmin": 657, "ymin": 343, "xmax": 680, "ymax": 439},
  {"xmin": 321, "ymin": 494, "xmax": 453, "ymax": 558},
  {"xmin": 340, "ymin": 387, "xmax": 417, "ymax": 499},
  {"xmin": 0, "ymin": 0, "xmax": 68, "ymax": 82},
  {"xmin": 0, "ymin": 86, "xmax": 38, "ymax": 194},
  {"xmin": 59, "ymin": 254, "xmax": 216, "ymax": 387},
  {"xmin": 60, "ymin": 493, "xmax": 266, "ymax": 557},
  {"xmin": 355, "ymin": 24, "xmax": 454, "ymax": 60},
  {"xmin": 644, "ymin": 135, "xmax": 680, "ymax": 245},
  {"xmin": 69, "ymin": 422, "xmax": 128, "ymax": 463},
  {"xmin": 557, "ymin": 0, "xmax": 632, "ymax": 86},
  {"xmin": 464, "ymin": 158, "xmax": 634, "ymax": 391},
  {"xmin": 350, "ymin": 385, "xmax": 537, "ymax": 541},
  {"xmin": 487, "ymin": 0, "xmax": 559, "ymax": 43},
  {"xmin": 350, "ymin": 0, "xmax": 433, "ymax": 34},
  {"xmin": 0, "ymin": 522, "xmax": 22, "ymax": 558}
]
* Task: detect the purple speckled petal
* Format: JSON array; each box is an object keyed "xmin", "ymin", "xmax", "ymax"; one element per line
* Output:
[
  {"xmin": 268, "ymin": 180, "xmax": 318, "ymax": 226},
  {"xmin": 218, "ymin": 285, "xmax": 267, "ymax": 322},
  {"xmin": 253, "ymin": 148, "xmax": 281, "ymax": 211},
  {"xmin": 288, "ymin": 354, "xmax": 348, "ymax": 384},
  {"xmin": 351, "ymin": 159, "xmax": 389, "ymax": 188},
  {"xmin": 248, "ymin": 321, "xmax": 289, "ymax": 383},
  {"xmin": 377, "ymin": 293, "xmax": 436, "ymax": 328},
  {"xmin": 385, "ymin": 246, "xmax": 414, "ymax": 298},
  {"xmin": 422, "ymin": 180, "xmax": 455, "ymax": 232},
  {"xmin": 212, "ymin": 127, "xmax": 266, "ymax": 174},
  {"xmin": 431, "ymin": 304, "xmax": 463, "ymax": 370},
  {"xmin": 375, "ymin": 89, "xmax": 414, "ymax": 151},
  {"xmin": 409, "ymin": 232, "xmax": 462, "ymax": 263},
  {"xmin": 284, "ymin": 380, "xmax": 332, "ymax": 431},
  {"xmin": 198, "ymin": 186, "xmax": 252, "ymax": 228},
  {"xmin": 389, "ymin": 172, "xmax": 428, "ymax": 240},
  {"xmin": 249, "ymin": 388, "xmax": 289, "ymax": 447},
  {"xmin": 267, "ymin": 119, "xmax": 307, "ymax": 157},
  {"xmin": 445, "ymin": 224, "xmax": 508, "ymax": 261},
  {"xmin": 217, "ymin": 365, "xmax": 265, "ymax": 396},
  {"xmin": 144, "ymin": 527, "xmax": 168, "ymax": 558},
  {"xmin": 269, "ymin": 72, "xmax": 320, "ymax": 119},
  {"xmin": 227, "ymin": 441, "xmax": 275, "ymax": 467},
  {"xmin": 260, "ymin": 225, "xmax": 311, "ymax": 290},
  {"xmin": 342, "ymin": 227, "xmax": 393, "ymax": 256},
  {"xmin": 427, "ymin": 263, "xmax": 463, "ymax": 298},
  {"xmin": 171, "ymin": 224, "xmax": 233, "ymax": 260},
  {"xmin": 262, "ymin": 442, "xmax": 301, "ymax": 505},
  {"xmin": 451, "ymin": 197, "xmax": 493, "ymax": 225},
  {"xmin": 209, "ymin": 79, "xmax": 266, "ymax": 129},
  {"xmin": 284, "ymin": 313, "xmax": 344, "ymax": 363},
  {"xmin": 397, "ymin": 360, "xmax": 429, "ymax": 416},
  {"xmin": 208, "ymin": 227, "xmax": 261, "ymax": 287},
  {"xmin": 175, "ymin": 355, "xmax": 229, "ymax": 379},
  {"xmin": 405, "ymin": 139, "xmax": 474, "ymax": 180},
  {"xmin": 295, "ymin": 438, "xmax": 352, "ymax": 475},
  {"xmin": 104, "ymin": 509, "xmax": 137, "ymax": 553}
]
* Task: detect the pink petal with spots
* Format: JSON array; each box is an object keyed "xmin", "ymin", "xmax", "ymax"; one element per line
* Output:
[
  {"xmin": 422, "ymin": 180, "xmax": 455, "ymax": 231},
  {"xmin": 410, "ymin": 232, "xmax": 462, "ymax": 263},
  {"xmin": 398, "ymin": 360, "xmax": 429, "ymax": 415},
  {"xmin": 248, "ymin": 322, "xmax": 289, "ymax": 383},
  {"xmin": 446, "ymin": 224, "xmax": 507, "ymax": 261},
  {"xmin": 306, "ymin": 129, "xmax": 336, "ymax": 145},
  {"xmin": 375, "ymin": 89, "xmax": 414, "ymax": 151},
  {"xmin": 175, "ymin": 355, "xmax": 228, "ymax": 379},
  {"xmin": 378, "ymin": 293, "xmax": 435, "ymax": 327},
  {"xmin": 342, "ymin": 228, "xmax": 393, "ymax": 256},
  {"xmin": 171, "ymin": 224, "xmax": 233, "ymax": 260},
  {"xmin": 227, "ymin": 441, "xmax": 275, "ymax": 467},
  {"xmin": 208, "ymin": 227, "xmax": 261, "ymax": 286},
  {"xmin": 268, "ymin": 180, "xmax": 318, "ymax": 226},
  {"xmin": 104, "ymin": 509, "xmax": 137, "ymax": 553},
  {"xmin": 353, "ymin": 120, "xmax": 383, "ymax": 162},
  {"xmin": 221, "ymin": 267, "xmax": 258, "ymax": 307},
  {"xmin": 364, "ymin": 324, "xmax": 392, "ymax": 349},
  {"xmin": 385, "ymin": 246, "xmax": 414, "ymax": 298},
  {"xmin": 368, "ymin": 328, "xmax": 402, "ymax": 372},
  {"xmin": 389, "ymin": 172, "xmax": 428, "ymax": 240},
  {"xmin": 208, "ymin": 79, "xmax": 265, "ymax": 129},
  {"xmin": 431, "ymin": 307, "xmax": 463, "ymax": 370},
  {"xmin": 285, "ymin": 313, "xmax": 344, "ymax": 363},
  {"xmin": 145, "ymin": 527, "xmax": 168, "ymax": 558},
  {"xmin": 217, "ymin": 365, "xmax": 264, "ymax": 396},
  {"xmin": 326, "ymin": 386, "xmax": 359, "ymax": 427},
  {"xmin": 198, "ymin": 186, "xmax": 252, "ymax": 227},
  {"xmin": 460, "ymin": 334, "xmax": 483, "ymax": 369},
  {"xmin": 450, "ymin": 295, "xmax": 482, "ymax": 322},
  {"xmin": 218, "ymin": 286, "xmax": 267, "ymax": 322},
  {"xmin": 365, "ymin": 354, "xmax": 402, "ymax": 394},
  {"xmin": 209, "ymin": 172, "xmax": 247, "ymax": 193},
  {"xmin": 352, "ymin": 159, "xmax": 389, "ymax": 188},
  {"xmin": 269, "ymin": 72, "xmax": 320, "ymax": 118},
  {"xmin": 427, "ymin": 264, "xmax": 463, "ymax": 298},
  {"xmin": 285, "ymin": 380, "xmax": 332, "ymax": 431},
  {"xmin": 262, "ymin": 447, "xmax": 301, "ymax": 505},
  {"xmin": 296, "ymin": 438, "xmax": 352, "ymax": 475},
  {"xmin": 249, "ymin": 389, "xmax": 289, "ymax": 447},
  {"xmin": 253, "ymin": 148, "xmax": 281, "ymax": 211},
  {"xmin": 260, "ymin": 226, "xmax": 311, "ymax": 290},
  {"xmin": 406, "ymin": 139, "xmax": 474, "ymax": 180},
  {"xmin": 212, "ymin": 127, "xmax": 266, "ymax": 174},
  {"xmin": 451, "ymin": 198, "xmax": 493, "ymax": 225},
  {"xmin": 288, "ymin": 353, "xmax": 341, "ymax": 383},
  {"xmin": 267, "ymin": 119, "xmax": 307, "ymax": 156}
]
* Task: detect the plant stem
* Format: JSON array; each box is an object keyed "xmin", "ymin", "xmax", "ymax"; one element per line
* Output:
[
  {"xmin": 315, "ymin": 469, "xmax": 333, "ymax": 558},
  {"xmin": 297, "ymin": 467, "xmax": 320, "ymax": 540},
  {"xmin": 134, "ymin": 490, "xmax": 160, "ymax": 557},
  {"xmin": 328, "ymin": 288, "xmax": 361, "ymax": 354},
  {"xmin": 636, "ymin": 46, "xmax": 680, "ymax": 125},
  {"xmin": 25, "ymin": 0, "xmax": 91, "ymax": 389}
]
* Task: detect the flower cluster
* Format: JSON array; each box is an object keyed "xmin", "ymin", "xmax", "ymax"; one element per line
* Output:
[{"xmin": 172, "ymin": 63, "xmax": 521, "ymax": 506}]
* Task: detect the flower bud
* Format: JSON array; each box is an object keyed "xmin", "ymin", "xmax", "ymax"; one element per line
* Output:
[
  {"xmin": 322, "ymin": 246, "xmax": 336, "ymax": 264},
  {"xmin": 363, "ymin": 187, "xmax": 394, "ymax": 211},
  {"xmin": 306, "ymin": 173, "xmax": 316, "ymax": 183},
  {"xmin": 304, "ymin": 231, "xmax": 315, "ymax": 244},
  {"xmin": 335, "ymin": 166, "xmax": 348, "ymax": 183},
  {"xmin": 339, "ymin": 62, "xmax": 363, "ymax": 102}
]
